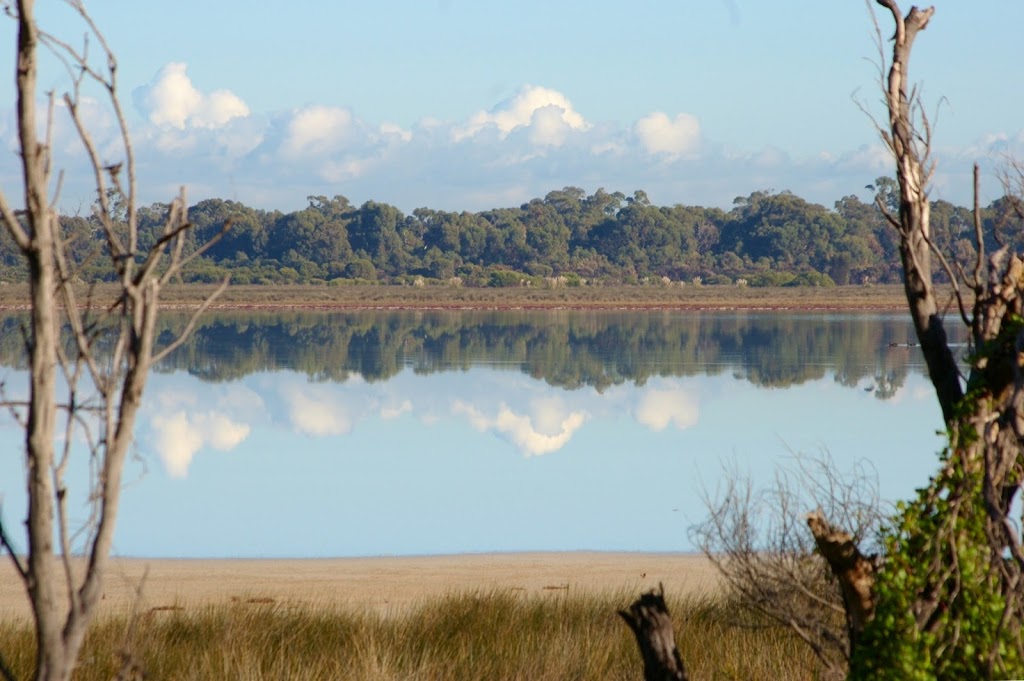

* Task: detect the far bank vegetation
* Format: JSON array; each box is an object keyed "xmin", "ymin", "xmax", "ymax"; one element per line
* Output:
[{"xmin": 3, "ymin": 180, "xmax": 1017, "ymax": 289}]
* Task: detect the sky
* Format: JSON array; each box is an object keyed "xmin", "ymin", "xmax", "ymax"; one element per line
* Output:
[{"xmin": 2, "ymin": 1, "xmax": 1023, "ymax": 216}]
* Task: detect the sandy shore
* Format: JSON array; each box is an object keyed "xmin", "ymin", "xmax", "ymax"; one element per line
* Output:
[{"xmin": 0, "ymin": 552, "xmax": 719, "ymax": 621}]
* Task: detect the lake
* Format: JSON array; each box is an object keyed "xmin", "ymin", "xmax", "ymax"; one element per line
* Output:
[{"xmin": 0, "ymin": 309, "xmax": 964, "ymax": 558}]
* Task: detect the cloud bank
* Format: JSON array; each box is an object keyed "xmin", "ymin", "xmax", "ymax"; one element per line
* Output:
[{"xmin": 9, "ymin": 61, "xmax": 1019, "ymax": 229}]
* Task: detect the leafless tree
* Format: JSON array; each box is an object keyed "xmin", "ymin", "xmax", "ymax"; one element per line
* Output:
[
  {"xmin": 691, "ymin": 455, "xmax": 882, "ymax": 679},
  {"xmin": 0, "ymin": 1, "xmax": 227, "ymax": 679}
]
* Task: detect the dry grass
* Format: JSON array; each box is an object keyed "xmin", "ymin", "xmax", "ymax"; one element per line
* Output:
[
  {"xmin": 0, "ymin": 282, "xmax": 915, "ymax": 311},
  {"xmin": 0, "ymin": 590, "xmax": 822, "ymax": 680}
]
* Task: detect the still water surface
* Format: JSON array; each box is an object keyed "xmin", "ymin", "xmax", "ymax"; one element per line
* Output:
[{"xmin": 0, "ymin": 310, "xmax": 966, "ymax": 557}]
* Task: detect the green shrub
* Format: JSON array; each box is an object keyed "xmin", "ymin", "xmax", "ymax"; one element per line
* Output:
[
  {"xmin": 488, "ymin": 269, "xmax": 524, "ymax": 288},
  {"xmin": 747, "ymin": 271, "xmax": 796, "ymax": 287},
  {"xmin": 782, "ymin": 271, "xmax": 835, "ymax": 287}
]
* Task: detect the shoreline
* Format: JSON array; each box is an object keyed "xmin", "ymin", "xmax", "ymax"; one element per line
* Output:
[
  {"xmin": 0, "ymin": 283, "xmax": 920, "ymax": 312},
  {"xmin": 0, "ymin": 552, "xmax": 719, "ymax": 621}
]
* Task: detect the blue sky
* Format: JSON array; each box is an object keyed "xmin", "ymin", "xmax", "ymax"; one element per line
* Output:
[{"xmin": 3, "ymin": 1, "xmax": 1023, "ymax": 215}]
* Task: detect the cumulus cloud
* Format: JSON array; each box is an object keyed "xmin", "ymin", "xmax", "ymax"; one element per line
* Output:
[
  {"xmin": 134, "ymin": 63, "xmax": 249, "ymax": 130},
  {"xmin": 634, "ymin": 387, "xmax": 699, "ymax": 431},
  {"xmin": 69, "ymin": 73, "xmax": 1012, "ymax": 216},
  {"xmin": 280, "ymin": 105, "xmax": 356, "ymax": 159},
  {"xmin": 634, "ymin": 112, "xmax": 701, "ymax": 157},
  {"xmin": 455, "ymin": 85, "xmax": 588, "ymax": 144},
  {"xmin": 282, "ymin": 385, "xmax": 353, "ymax": 436},
  {"xmin": 151, "ymin": 411, "xmax": 250, "ymax": 478},
  {"xmin": 452, "ymin": 398, "xmax": 588, "ymax": 456}
]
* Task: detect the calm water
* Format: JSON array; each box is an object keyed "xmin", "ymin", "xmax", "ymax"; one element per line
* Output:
[{"xmin": 0, "ymin": 310, "xmax": 966, "ymax": 557}]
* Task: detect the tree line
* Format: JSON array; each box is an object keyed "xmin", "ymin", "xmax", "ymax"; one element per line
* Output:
[{"xmin": 4, "ymin": 179, "xmax": 1019, "ymax": 287}]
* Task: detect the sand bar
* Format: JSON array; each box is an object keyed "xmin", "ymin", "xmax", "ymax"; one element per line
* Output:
[{"xmin": 0, "ymin": 552, "xmax": 719, "ymax": 621}]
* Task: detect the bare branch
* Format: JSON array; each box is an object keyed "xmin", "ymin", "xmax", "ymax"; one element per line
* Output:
[
  {"xmin": 0, "ymin": 510, "xmax": 28, "ymax": 582},
  {"xmin": 691, "ymin": 452, "xmax": 877, "ymax": 674},
  {"xmin": 0, "ymin": 191, "xmax": 31, "ymax": 252}
]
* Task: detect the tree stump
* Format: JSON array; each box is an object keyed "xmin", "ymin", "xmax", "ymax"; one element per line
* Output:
[{"xmin": 619, "ymin": 584, "xmax": 689, "ymax": 681}]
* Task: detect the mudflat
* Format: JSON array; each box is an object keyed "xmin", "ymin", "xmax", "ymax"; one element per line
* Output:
[
  {"xmin": 0, "ymin": 283, "xmax": 917, "ymax": 311},
  {"xmin": 0, "ymin": 552, "xmax": 719, "ymax": 621}
]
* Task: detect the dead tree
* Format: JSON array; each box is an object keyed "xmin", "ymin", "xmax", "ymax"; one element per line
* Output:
[
  {"xmin": 832, "ymin": 2, "xmax": 1024, "ymax": 677},
  {"xmin": 804, "ymin": 511, "xmax": 876, "ymax": 656},
  {"xmin": 619, "ymin": 584, "xmax": 689, "ymax": 681},
  {"xmin": 0, "ymin": 2, "xmax": 227, "ymax": 679},
  {"xmin": 696, "ymin": 7, "xmax": 1024, "ymax": 676}
]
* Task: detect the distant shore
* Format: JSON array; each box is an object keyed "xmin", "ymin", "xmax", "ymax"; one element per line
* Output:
[
  {"xmin": 0, "ymin": 552, "xmax": 719, "ymax": 621},
  {"xmin": 0, "ymin": 283, "xmax": 920, "ymax": 312}
]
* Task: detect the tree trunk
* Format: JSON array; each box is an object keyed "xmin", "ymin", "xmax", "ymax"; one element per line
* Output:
[
  {"xmin": 1, "ymin": 3, "xmax": 229, "ymax": 677},
  {"xmin": 806, "ymin": 510, "xmax": 876, "ymax": 655},
  {"xmin": 619, "ymin": 585, "xmax": 689, "ymax": 681}
]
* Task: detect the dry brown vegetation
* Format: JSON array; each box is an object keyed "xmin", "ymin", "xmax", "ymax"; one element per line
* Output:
[
  {"xmin": 0, "ymin": 283, "xmax": 921, "ymax": 312},
  {"xmin": 0, "ymin": 591, "xmax": 822, "ymax": 680}
]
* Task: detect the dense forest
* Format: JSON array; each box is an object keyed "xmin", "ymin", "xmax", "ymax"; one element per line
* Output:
[{"xmin": 6, "ymin": 178, "xmax": 1019, "ymax": 287}]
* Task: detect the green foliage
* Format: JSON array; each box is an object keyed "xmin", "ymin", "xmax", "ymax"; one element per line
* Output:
[
  {"xmin": 563, "ymin": 272, "xmax": 583, "ymax": 287},
  {"xmin": 782, "ymin": 270, "xmax": 836, "ymax": 288},
  {"xmin": 344, "ymin": 258, "xmax": 377, "ymax": 281},
  {"xmin": 851, "ymin": 413, "xmax": 1023, "ymax": 680},
  {"xmin": 747, "ymin": 271, "xmax": 797, "ymax": 287},
  {"xmin": 488, "ymin": 268, "xmax": 524, "ymax": 288},
  {"xmin": 40, "ymin": 183, "xmax": 1008, "ymax": 286}
]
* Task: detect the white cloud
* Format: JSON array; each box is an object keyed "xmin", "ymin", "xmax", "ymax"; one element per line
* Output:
[
  {"xmin": 320, "ymin": 157, "xmax": 371, "ymax": 182},
  {"xmin": 63, "ymin": 78, "xmax": 1013, "ymax": 216},
  {"xmin": 455, "ymin": 85, "xmax": 588, "ymax": 143},
  {"xmin": 281, "ymin": 105, "xmax": 355, "ymax": 159},
  {"xmin": 634, "ymin": 112, "xmax": 701, "ymax": 157},
  {"xmin": 635, "ymin": 388, "xmax": 698, "ymax": 431},
  {"xmin": 134, "ymin": 63, "xmax": 249, "ymax": 130},
  {"xmin": 282, "ymin": 385, "xmax": 353, "ymax": 436},
  {"xmin": 380, "ymin": 399, "xmax": 413, "ymax": 420},
  {"xmin": 380, "ymin": 122, "xmax": 413, "ymax": 143},
  {"xmin": 452, "ymin": 398, "xmax": 588, "ymax": 456},
  {"xmin": 528, "ymin": 105, "xmax": 574, "ymax": 147},
  {"xmin": 151, "ymin": 411, "xmax": 250, "ymax": 478}
]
